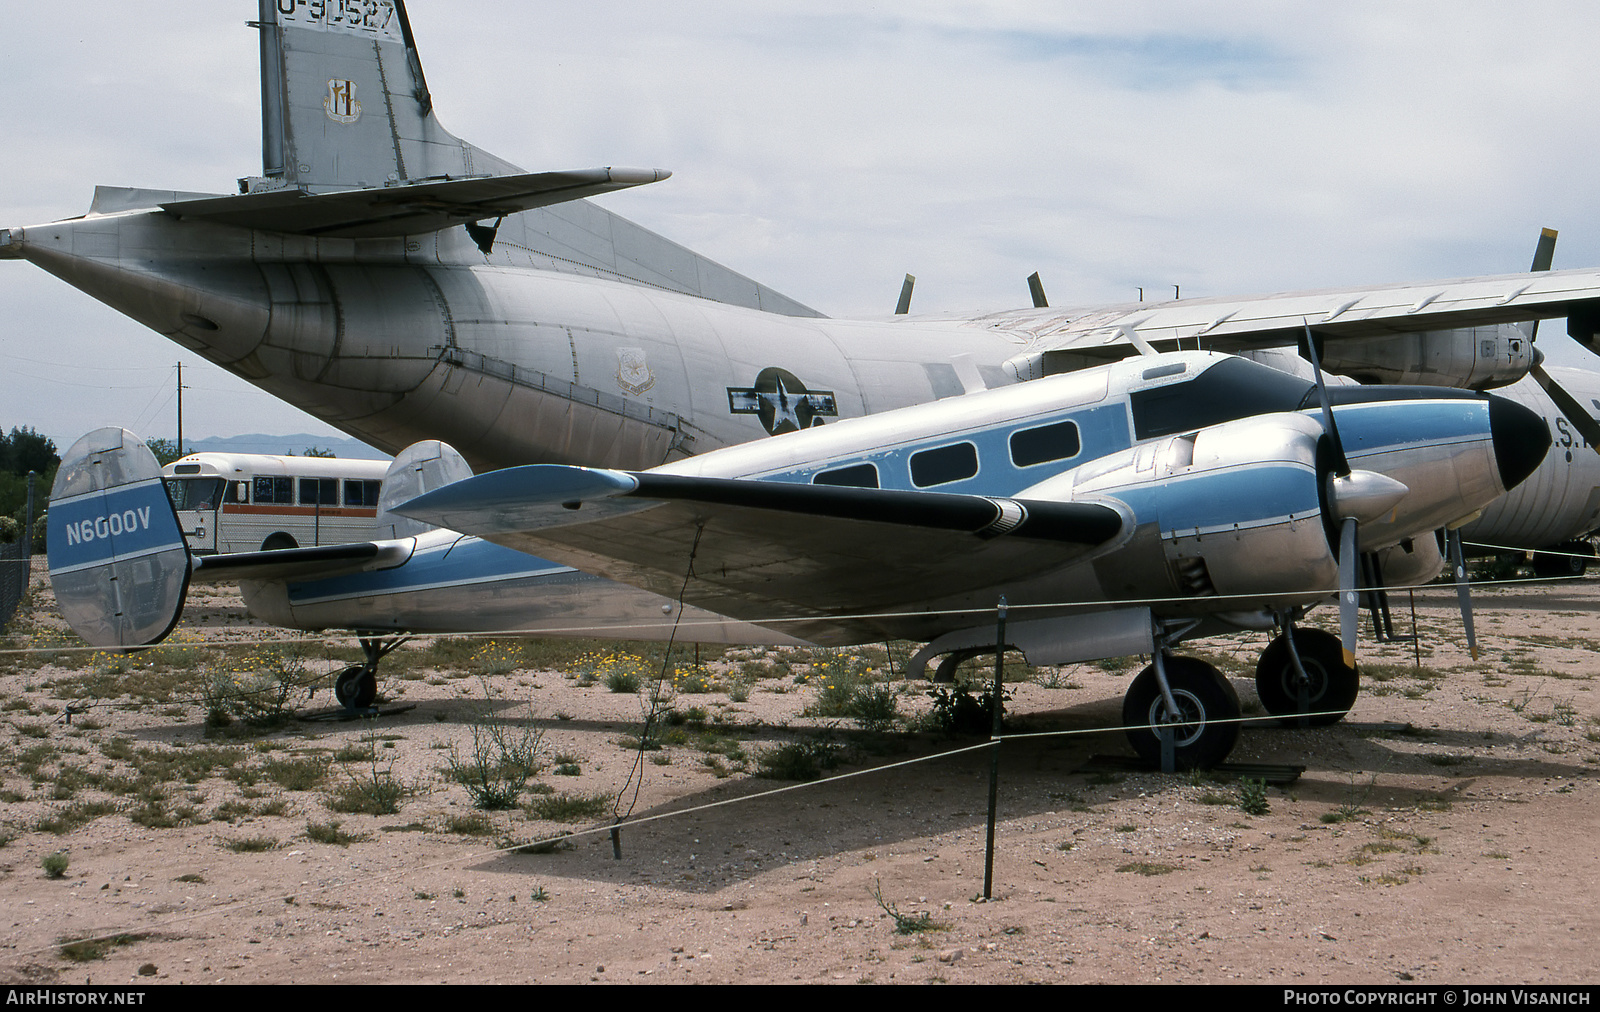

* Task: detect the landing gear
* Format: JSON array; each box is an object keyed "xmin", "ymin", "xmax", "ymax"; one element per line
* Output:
[
  {"xmin": 1122, "ymin": 655, "xmax": 1241, "ymax": 770},
  {"xmin": 331, "ymin": 636, "xmax": 408, "ymax": 711},
  {"xmin": 1532, "ymin": 541, "xmax": 1593, "ymax": 579},
  {"xmin": 1255, "ymin": 627, "xmax": 1359, "ymax": 726},
  {"xmin": 334, "ymin": 664, "xmax": 377, "ymax": 709}
]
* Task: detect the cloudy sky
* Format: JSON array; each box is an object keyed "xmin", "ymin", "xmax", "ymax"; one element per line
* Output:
[{"xmin": 5, "ymin": 1, "xmax": 1600, "ymax": 449}]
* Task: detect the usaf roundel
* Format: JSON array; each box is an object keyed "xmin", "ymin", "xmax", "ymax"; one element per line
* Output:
[{"xmin": 727, "ymin": 368, "xmax": 838, "ymax": 436}]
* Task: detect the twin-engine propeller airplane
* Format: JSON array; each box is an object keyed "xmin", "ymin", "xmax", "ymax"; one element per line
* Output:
[
  {"xmin": 48, "ymin": 349, "xmax": 1550, "ymax": 768},
  {"xmin": 7, "ymin": 0, "xmax": 1600, "ymax": 483}
]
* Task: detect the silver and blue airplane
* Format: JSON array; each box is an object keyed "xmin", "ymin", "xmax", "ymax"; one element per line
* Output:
[
  {"xmin": 5, "ymin": 3, "xmax": 1600, "ymax": 543},
  {"xmin": 47, "ymin": 346, "xmax": 1549, "ymax": 768}
]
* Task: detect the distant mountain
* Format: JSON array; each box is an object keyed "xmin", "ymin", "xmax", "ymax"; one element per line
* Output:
[{"xmin": 180, "ymin": 433, "xmax": 390, "ymax": 460}]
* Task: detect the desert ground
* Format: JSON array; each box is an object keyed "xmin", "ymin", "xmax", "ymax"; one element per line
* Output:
[{"xmin": 0, "ymin": 560, "xmax": 1597, "ymax": 986}]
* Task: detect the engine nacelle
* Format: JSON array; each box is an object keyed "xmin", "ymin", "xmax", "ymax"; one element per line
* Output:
[
  {"xmin": 1318, "ymin": 324, "xmax": 1531, "ymax": 390},
  {"xmin": 1022, "ymin": 413, "xmax": 1339, "ymax": 608}
]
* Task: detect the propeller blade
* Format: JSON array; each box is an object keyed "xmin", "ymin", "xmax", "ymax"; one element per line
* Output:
[
  {"xmin": 1531, "ymin": 227, "xmax": 1558, "ymax": 273},
  {"xmin": 1339, "ymin": 517, "xmax": 1360, "ymax": 667},
  {"xmin": 1447, "ymin": 527, "xmax": 1479, "ymax": 661},
  {"xmin": 1531, "ymin": 353, "xmax": 1600, "ymax": 451},
  {"xmin": 1302, "ymin": 322, "xmax": 1352, "ymax": 477},
  {"xmin": 1530, "ymin": 227, "xmax": 1557, "ymax": 339},
  {"xmin": 1027, "ymin": 272, "xmax": 1049, "ymax": 309},
  {"xmin": 895, "ymin": 274, "xmax": 915, "ymax": 315}
]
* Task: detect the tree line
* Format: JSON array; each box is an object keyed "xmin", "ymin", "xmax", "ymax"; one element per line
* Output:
[{"xmin": 0, "ymin": 427, "xmax": 59, "ymax": 550}]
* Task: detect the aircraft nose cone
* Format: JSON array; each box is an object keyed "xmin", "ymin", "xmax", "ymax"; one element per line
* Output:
[{"xmin": 1487, "ymin": 394, "xmax": 1551, "ymax": 491}]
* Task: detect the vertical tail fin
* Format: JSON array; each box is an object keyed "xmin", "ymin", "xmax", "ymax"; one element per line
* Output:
[{"xmin": 250, "ymin": 0, "xmax": 517, "ymax": 194}]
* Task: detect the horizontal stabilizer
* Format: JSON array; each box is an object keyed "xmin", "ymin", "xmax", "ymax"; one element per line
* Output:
[
  {"xmin": 162, "ymin": 168, "xmax": 670, "ymax": 240},
  {"xmin": 192, "ymin": 541, "xmax": 412, "ymax": 585}
]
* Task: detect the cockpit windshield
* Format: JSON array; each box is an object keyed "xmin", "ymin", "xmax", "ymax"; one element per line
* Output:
[
  {"xmin": 165, "ymin": 477, "xmax": 226, "ymax": 511},
  {"xmin": 1129, "ymin": 357, "xmax": 1317, "ymax": 440}
]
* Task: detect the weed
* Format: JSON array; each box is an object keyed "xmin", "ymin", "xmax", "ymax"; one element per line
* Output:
[
  {"xmin": 58, "ymin": 933, "xmax": 149, "ymax": 962},
  {"xmin": 756, "ymin": 738, "xmax": 842, "ymax": 781},
  {"xmin": 872, "ymin": 878, "xmax": 945, "ymax": 934},
  {"xmin": 524, "ymin": 792, "xmax": 612, "ymax": 823},
  {"xmin": 445, "ymin": 812, "xmax": 498, "ymax": 836},
  {"xmin": 530, "ymin": 886, "xmax": 550, "ymax": 902},
  {"xmin": 224, "ymin": 836, "xmax": 278, "ymax": 853},
  {"xmin": 1116, "ymin": 862, "xmax": 1180, "ymax": 875},
  {"xmin": 1238, "ymin": 778, "xmax": 1270, "ymax": 816},
  {"xmin": 446, "ymin": 690, "xmax": 544, "ymax": 810},
  {"xmin": 923, "ymin": 685, "xmax": 1007, "ymax": 736},
  {"xmin": 306, "ymin": 821, "xmax": 367, "ymax": 847},
  {"xmin": 41, "ymin": 851, "xmax": 69, "ymax": 879},
  {"xmin": 261, "ymin": 755, "xmax": 329, "ymax": 792},
  {"xmin": 35, "ymin": 801, "xmax": 119, "ymax": 836}
]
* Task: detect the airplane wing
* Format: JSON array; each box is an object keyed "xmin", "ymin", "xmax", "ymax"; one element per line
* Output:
[
  {"xmin": 978, "ymin": 267, "xmax": 1600, "ymax": 363},
  {"xmin": 160, "ymin": 168, "xmax": 670, "ymax": 240},
  {"xmin": 395, "ymin": 465, "xmax": 1127, "ymax": 642}
]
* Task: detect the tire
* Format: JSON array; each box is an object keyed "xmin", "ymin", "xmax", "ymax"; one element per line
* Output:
[
  {"xmin": 1532, "ymin": 543, "xmax": 1591, "ymax": 579},
  {"xmin": 334, "ymin": 664, "xmax": 377, "ymax": 709},
  {"xmin": 261, "ymin": 533, "xmax": 299, "ymax": 552},
  {"xmin": 1122, "ymin": 656, "xmax": 1241, "ymax": 769},
  {"xmin": 1254, "ymin": 629, "xmax": 1358, "ymax": 726}
]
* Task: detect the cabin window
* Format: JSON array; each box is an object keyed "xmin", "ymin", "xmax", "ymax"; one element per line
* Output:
[
  {"xmin": 1009, "ymin": 420, "xmax": 1082, "ymax": 467},
  {"xmin": 253, "ymin": 476, "xmax": 294, "ymax": 504},
  {"xmin": 910, "ymin": 442, "xmax": 979, "ymax": 487},
  {"xmin": 299, "ymin": 477, "xmax": 339, "ymax": 506},
  {"xmin": 812, "ymin": 464, "xmax": 879, "ymax": 488}
]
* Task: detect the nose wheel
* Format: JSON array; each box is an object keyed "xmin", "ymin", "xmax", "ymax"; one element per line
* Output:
[{"xmin": 1122, "ymin": 655, "xmax": 1241, "ymax": 769}]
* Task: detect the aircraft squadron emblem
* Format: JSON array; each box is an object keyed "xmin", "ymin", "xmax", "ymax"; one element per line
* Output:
[
  {"xmin": 727, "ymin": 368, "xmax": 838, "ymax": 435},
  {"xmin": 615, "ymin": 348, "xmax": 656, "ymax": 396},
  {"xmin": 324, "ymin": 80, "xmax": 362, "ymax": 124}
]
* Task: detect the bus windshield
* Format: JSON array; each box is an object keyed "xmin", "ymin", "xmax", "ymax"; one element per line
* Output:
[{"xmin": 166, "ymin": 477, "xmax": 226, "ymax": 511}]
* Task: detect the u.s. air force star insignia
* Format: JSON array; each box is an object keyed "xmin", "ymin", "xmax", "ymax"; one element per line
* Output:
[
  {"xmin": 616, "ymin": 348, "xmax": 655, "ymax": 395},
  {"xmin": 727, "ymin": 367, "xmax": 838, "ymax": 435}
]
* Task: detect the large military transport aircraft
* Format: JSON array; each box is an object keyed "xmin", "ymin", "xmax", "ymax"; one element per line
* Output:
[
  {"xmin": 6, "ymin": 0, "xmax": 1600, "ymax": 479},
  {"xmin": 49, "ymin": 346, "xmax": 1550, "ymax": 767}
]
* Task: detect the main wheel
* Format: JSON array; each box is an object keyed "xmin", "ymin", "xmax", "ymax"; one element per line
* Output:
[
  {"xmin": 1122, "ymin": 656, "xmax": 1241, "ymax": 769},
  {"xmin": 1532, "ymin": 542, "xmax": 1592, "ymax": 579},
  {"xmin": 334, "ymin": 664, "xmax": 377, "ymax": 709},
  {"xmin": 1255, "ymin": 629, "xmax": 1358, "ymax": 726}
]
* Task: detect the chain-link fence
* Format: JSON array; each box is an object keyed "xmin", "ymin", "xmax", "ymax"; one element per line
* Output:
[{"xmin": 0, "ymin": 541, "xmax": 27, "ymax": 634}]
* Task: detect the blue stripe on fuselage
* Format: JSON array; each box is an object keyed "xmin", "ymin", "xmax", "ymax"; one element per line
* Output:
[{"xmin": 286, "ymin": 535, "xmax": 573, "ymax": 605}]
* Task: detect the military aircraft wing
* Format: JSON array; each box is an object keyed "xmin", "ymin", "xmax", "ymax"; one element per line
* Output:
[
  {"xmin": 982, "ymin": 266, "xmax": 1600, "ymax": 359},
  {"xmin": 160, "ymin": 168, "xmax": 670, "ymax": 240},
  {"xmin": 395, "ymin": 465, "xmax": 1126, "ymax": 639}
]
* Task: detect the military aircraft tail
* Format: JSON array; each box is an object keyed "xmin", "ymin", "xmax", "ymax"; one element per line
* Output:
[{"xmin": 251, "ymin": 0, "xmax": 516, "ymax": 194}]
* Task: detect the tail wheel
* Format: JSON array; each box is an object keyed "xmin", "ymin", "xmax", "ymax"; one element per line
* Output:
[
  {"xmin": 1254, "ymin": 629, "xmax": 1358, "ymax": 726},
  {"xmin": 1122, "ymin": 656, "xmax": 1240, "ymax": 769}
]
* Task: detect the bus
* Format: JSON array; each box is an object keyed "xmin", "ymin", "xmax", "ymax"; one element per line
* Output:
[{"xmin": 162, "ymin": 452, "xmax": 390, "ymax": 555}]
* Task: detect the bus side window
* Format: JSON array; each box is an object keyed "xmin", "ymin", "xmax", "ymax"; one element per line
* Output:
[
  {"xmin": 345, "ymin": 479, "xmax": 380, "ymax": 507},
  {"xmin": 299, "ymin": 477, "xmax": 338, "ymax": 506},
  {"xmin": 254, "ymin": 476, "xmax": 293, "ymax": 503}
]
